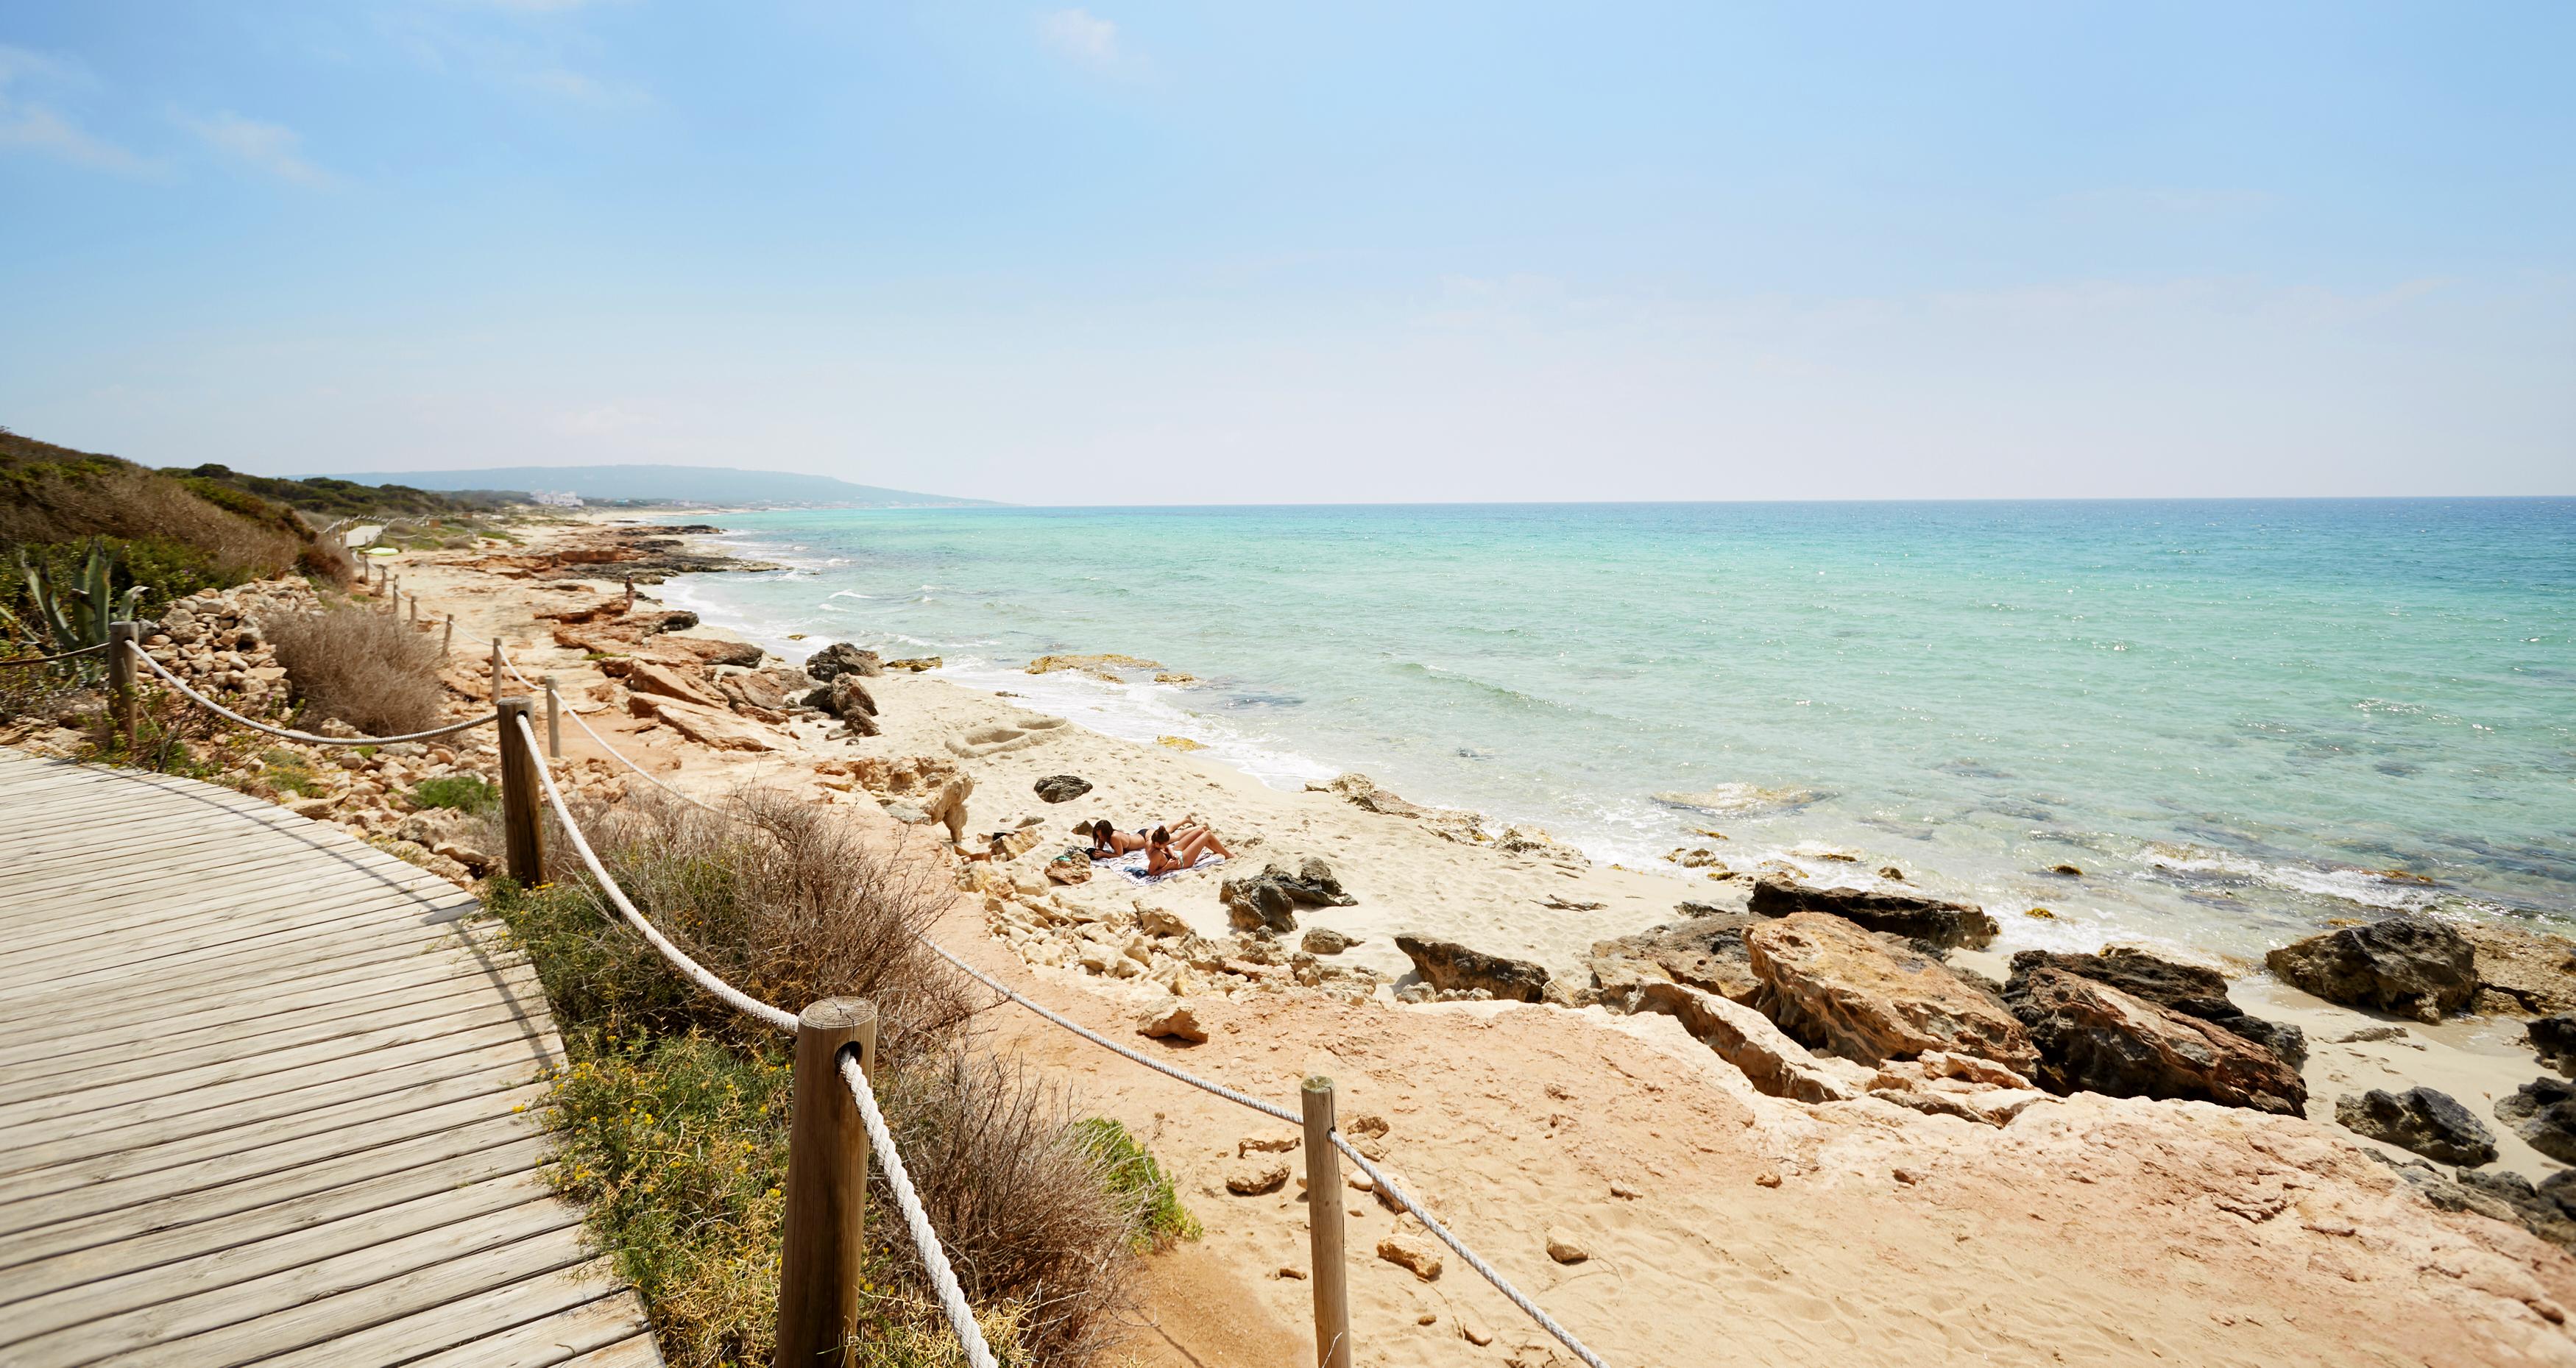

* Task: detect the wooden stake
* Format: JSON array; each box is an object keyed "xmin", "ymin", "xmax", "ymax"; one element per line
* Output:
[
  {"xmin": 495, "ymin": 698, "xmax": 544, "ymax": 884},
  {"xmin": 443, "ymin": 614, "xmax": 453, "ymax": 656},
  {"xmin": 489, "ymin": 637, "xmax": 503, "ymax": 703},
  {"xmin": 106, "ymin": 621, "xmax": 137, "ymax": 749},
  {"xmin": 775, "ymin": 999, "xmax": 877, "ymax": 1367},
  {"xmin": 1303, "ymin": 1076, "xmax": 1354, "ymax": 1368},
  {"xmin": 542, "ymin": 674, "xmax": 562, "ymax": 759}
]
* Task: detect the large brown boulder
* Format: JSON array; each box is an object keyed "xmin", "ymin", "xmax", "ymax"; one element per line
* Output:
[
  {"xmin": 2264, "ymin": 917, "xmax": 2476, "ymax": 1024},
  {"xmin": 2008, "ymin": 968, "xmax": 2307, "ymax": 1114},
  {"xmin": 623, "ymin": 659, "xmax": 727, "ymax": 710},
  {"xmin": 805, "ymin": 641, "xmax": 882, "ymax": 680},
  {"xmin": 626, "ymin": 692, "xmax": 782, "ymax": 752},
  {"xmin": 1744, "ymin": 912, "xmax": 2037, "ymax": 1074},
  {"xmin": 1588, "ymin": 911, "xmax": 1761, "ymax": 1005},
  {"xmin": 1395, "ymin": 935, "xmax": 1550, "ymax": 1003},
  {"xmin": 1222, "ymin": 859, "xmax": 1356, "ymax": 935},
  {"xmin": 1748, "ymin": 877, "xmax": 1998, "ymax": 950},
  {"xmin": 2006, "ymin": 948, "xmax": 2306, "ymax": 1070},
  {"xmin": 1630, "ymin": 980, "xmax": 1853, "ymax": 1104}
]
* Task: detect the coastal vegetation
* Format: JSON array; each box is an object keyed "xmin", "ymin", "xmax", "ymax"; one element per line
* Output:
[
  {"xmin": 486, "ymin": 787, "xmax": 1173, "ymax": 1367},
  {"xmin": 264, "ymin": 604, "xmax": 447, "ymax": 735}
]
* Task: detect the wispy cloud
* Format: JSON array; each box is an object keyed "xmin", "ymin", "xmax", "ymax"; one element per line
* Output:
[
  {"xmin": 182, "ymin": 111, "xmax": 332, "ymax": 186},
  {"xmin": 1039, "ymin": 8, "xmax": 1122, "ymax": 68},
  {"xmin": 0, "ymin": 43, "xmax": 157, "ymax": 175}
]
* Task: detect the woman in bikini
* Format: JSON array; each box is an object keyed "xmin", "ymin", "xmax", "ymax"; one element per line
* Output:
[
  {"xmin": 1144, "ymin": 821, "xmax": 1233, "ymax": 874},
  {"xmin": 1089, "ymin": 819, "xmax": 1150, "ymax": 859}
]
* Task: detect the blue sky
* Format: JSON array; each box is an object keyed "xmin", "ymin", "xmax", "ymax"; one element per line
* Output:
[{"xmin": 1, "ymin": 3, "xmax": 2568, "ymax": 503}]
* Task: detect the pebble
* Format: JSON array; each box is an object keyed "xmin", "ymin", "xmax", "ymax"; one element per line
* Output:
[
  {"xmin": 1543, "ymin": 1225, "xmax": 1590, "ymax": 1264},
  {"xmin": 1755, "ymin": 1171, "xmax": 1783, "ymax": 1188},
  {"xmin": 1460, "ymin": 1316, "xmax": 1496, "ymax": 1347},
  {"xmin": 1226, "ymin": 1160, "xmax": 1288, "ymax": 1196},
  {"xmin": 1376, "ymin": 1233, "xmax": 1443, "ymax": 1281}
]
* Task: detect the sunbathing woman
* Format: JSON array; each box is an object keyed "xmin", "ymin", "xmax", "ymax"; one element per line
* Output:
[
  {"xmin": 1089, "ymin": 819, "xmax": 1150, "ymax": 859},
  {"xmin": 1144, "ymin": 821, "xmax": 1232, "ymax": 874}
]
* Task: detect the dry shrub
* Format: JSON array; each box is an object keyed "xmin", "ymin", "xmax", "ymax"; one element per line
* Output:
[
  {"xmin": 264, "ymin": 605, "xmax": 447, "ymax": 735},
  {"xmin": 878, "ymin": 1053, "xmax": 1144, "ymax": 1364},
  {"xmin": 537, "ymin": 787, "xmax": 977, "ymax": 1060}
]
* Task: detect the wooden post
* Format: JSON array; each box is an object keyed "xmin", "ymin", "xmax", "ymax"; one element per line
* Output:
[
  {"xmin": 775, "ymin": 999, "xmax": 876, "ymax": 1367},
  {"xmin": 106, "ymin": 621, "xmax": 138, "ymax": 749},
  {"xmin": 542, "ymin": 674, "xmax": 562, "ymax": 759},
  {"xmin": 1302, "ymin": 1076, "xmax": 1353, "ymax": 1368},
  {"xmin": 443, "ymin": 614, "xmax": 454, "ymax": 656},
  {"xmin": 623, "ymin": 575, "xmax": 634, "ymax": 612},
  {"xmin": 489, "ymin": 637, "xmax": 503, "ymax": 703},
  {"xmin": 389, "ymin": 575, "xmax": 400, "ymax": 614},
  {"xmin": 495, "ymin": 698, "xmax": 545, "ymax": 884},
  {"xmin": 408, "ymin": 593, "xmax": 419, "ymax": 625}
]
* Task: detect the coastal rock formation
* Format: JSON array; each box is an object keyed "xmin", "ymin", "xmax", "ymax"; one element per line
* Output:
[
  {"xmin": 804, "ymin": 642, "xmax": 882, "ymax": 680},
  {"xmin": 1302, "ymin": 926, "xmax": 1359, "ymax": 955},
  {"xmin": 1026, "ymin": 652, "xmax": 1162, "ymax": 679},
  {"xmin": 712, "ymin": 664, "xmax": 807, "ymax": 716},
  {"xmin": 1033, "ymin": 774, "xmax": 1092, "ymax": 804},
  {"xmin": 2264, "ymin": 917, "xmax": 2477, "ymax": 1024},
  {"xmin": 1137, "ymin": 1002, "xmax": 1208, "ymax": 1043},
  {"xmin": 1627, "ymin": 980, "xmax": 1854, "ymax": 1104},
  {"xmin": 1586, "ymin": 911, "xmax": 1761, "ymax": 1007},
  {"xmin": 2374, "ymin": 1154, "xmax": 2576, "ymax": 1250},
  {"xmin": 1744, "ymin": 912, "xmax": 2037, "ymax": 1073},
  {"xmin": 885, "ymin": 656, "xmax": 942, "ymax": 672},
  {"xmin": 2530, "ymin": 1015, "xmax": 2576, "ymax": 1074},
  {"xmin": 2336, "ymin": 1087, "xmax": 2499, "ymax": 1166},
  {"xmin": 2006, "ymin": 967, "xmax": 2307, "ymax": 1114},
  {"xmin": 1220, "ymin": 859, "xmax": 1356, "ymax": 935},
  {"xmin": 1395, "ymin": 934, "xmax": 1551, "ymax": 1004},
  {"xmin": 1864, "ymin": 1052, "xmax": 2052, "ymax": 1127},
  {"xmin": 2496, "ymin": 1077, "xmax": 2576, "ymax": 1164},
  {"xmin": 827, "ymin": 674, "xmax": 878, "ymax": 719},
  {"xmin": 624, "ymin": 659, "xmax": 728, "ymax": 710},
  {"xmin": 1747, "ymin": 876, "xmax": 1999, "ymax": 951},
  {"xmin": 2459, "ymin": 921, "xmax": 2576, "ymax": 1016},
  {"xmin": 2005, "ymin": 949, "xmax": 2307, "ymax": 1070},
  {"xmin": 626, "ymin": 692, "xmax": 782, "ymax": 752}
]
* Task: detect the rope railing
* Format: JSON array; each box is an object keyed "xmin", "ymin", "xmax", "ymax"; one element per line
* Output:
[
  {"xmin": 0, "ymin": 641, "xmax": 111, "ymax": 666},
  {"xmin": 520, "ymin": 680, "xmax": 1616, "ymax": 1367},
  {"xmin": 496, "ymin": 643, "xmax": 746, "ymax": 823},
  {"xmin": 127, "ymin": 641, "xmax": 498, "ymax": 745},
  {"xmin": 840, "ymin": 1053, "xmax": 1001, "ymax": 1368}
]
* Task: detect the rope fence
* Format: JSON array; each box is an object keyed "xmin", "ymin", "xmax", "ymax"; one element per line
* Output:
[
  {"xmin": 0, "ymin": 641, "xmax": 111, "ymax": 667},
  {"xmin": 98, "ymin": 620, "xmax": 1615, "ymax": 1368}
]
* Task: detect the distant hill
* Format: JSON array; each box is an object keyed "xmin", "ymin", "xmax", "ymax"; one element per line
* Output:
[{"xmin": 315, "ymin": 465, "xmax": 995, "ymax": 508}]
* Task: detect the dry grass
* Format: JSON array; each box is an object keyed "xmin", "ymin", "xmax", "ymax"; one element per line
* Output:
[
  {"xmin": 263, "ymin": 605, "xmax": 447, "ymax": 736},
  {"xmin": 1, "ymin": 459, "xmax": 306, "ymax": 584},
  {"xmin": 492, "ymin": 790, "xmax": 1159, "ymax": 1365}
]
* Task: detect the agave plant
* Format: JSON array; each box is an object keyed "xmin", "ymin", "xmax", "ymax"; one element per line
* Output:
[{"xmin": 3, "ymin": 539, "xmax": 143, "ymax": 670}]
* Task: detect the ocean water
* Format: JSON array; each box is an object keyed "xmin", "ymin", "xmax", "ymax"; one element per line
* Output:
[{"xmin": 659, "ymin": 500, "xmax": 2576, "ymax": 961}]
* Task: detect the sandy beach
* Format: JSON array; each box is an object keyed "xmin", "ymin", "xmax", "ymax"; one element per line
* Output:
[{"xmin": 103, "ymin": 513, "xmax": 2576, "ymax": 1368}]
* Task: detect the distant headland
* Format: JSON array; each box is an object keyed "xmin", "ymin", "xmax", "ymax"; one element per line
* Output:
[{"xmin": 307, "ymin": 464, "xmax": 997, "ymax": 509}]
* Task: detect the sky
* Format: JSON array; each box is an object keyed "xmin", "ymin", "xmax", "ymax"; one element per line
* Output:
[{"xmin": 1, "ymin": 2, "xmax": 2569, "ymax": 504}]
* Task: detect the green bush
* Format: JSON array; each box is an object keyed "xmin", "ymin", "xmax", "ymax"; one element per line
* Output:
[
  {"xmin": 411, "ymin": 773, "xmax": 499, "ymax": 814},
  {"xmin": 1076, "ymin": 1119, "xmax": 1200, "ymax": 1250}
]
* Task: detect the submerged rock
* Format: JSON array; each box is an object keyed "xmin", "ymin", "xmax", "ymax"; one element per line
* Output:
[
  {"xmin": 804, "ymin": 641, "xmax": 882, "ymax": 680},
  {"xmin": 1395, "ymin": 934, "xmax": 1551, "ymax": 1004},
  {"xmin": 2336, "ymin": 1087, "xmax": 2497, "ymax": 1166},
  {"xmin": 2497, "ymin": 1077, "xmax": 2576, "ymax": 1164},
  {"xmin": 2264, "ymin": 917, "xmax": 2477, "ymax": 1024},
  {"xmin": 2005, "ymin": 949, "xmax": 2306, "ymax": 1070},
  {"xmin": 1744, "ymin": 912, "xmax": 2037, "ymax": 1074},
  {"xmin": 1747, "ymin": 877, "xmax": 1999, "ymax": 951}
]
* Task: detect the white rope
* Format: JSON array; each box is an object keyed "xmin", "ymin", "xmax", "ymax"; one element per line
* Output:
[
  {"xmin": 919, "ymin": 938, "xmax": 1302, "ymax": 1125},
  {"xmin": 0, "ymin": 641, "xmax": 111, "ymax": 666},
  {"xmin": 503, "ymin": 678, "xmax": 1616, "ymax": 1366},
  {"xmin": 496, "ymin": 642, "xmax": 746, "ymax": 823},
  {"xmin": 128, "ymin": 642, "xmax": 498, "ymax": 745},
  {"xmin": 1332, "ymin": 1135, "xmax": 1610, "ymax": 1368},
  {"xmin": 840, "ymin": 1053, "xmax": 1000, "ymax": 1368},
  {"xmin": 512, "ymin": 713, "xmax": 801, "ymax": 1033}
]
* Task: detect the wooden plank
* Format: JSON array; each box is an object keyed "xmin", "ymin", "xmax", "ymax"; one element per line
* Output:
[
  {"xmin": 1, "ymin": 1197, "xmax": 582, "ymax": 1366},
  {"xmin": 0, "ymin": 849, "xmax": 464, "ymax": 924},
  {"xmin": 0, "ymin": 912, "xmax": 484, "ymax": 1013},
  {"xmin": 0, "ymin": 1145, "xmax": 554, "ymax": 1305},
  {"xmin": 0, "ymin": 1071, "xmax": 545, "ymax": 1206},
  {"xmin": 260, "ymin": 1264, "xmax": 651, "ymax": 1368},
  {"xmin": 0, "ymin": 890, "xmax": 472, "ymax": 990},
  {"xmin": 96, "ymin": 1223, "xmax": 596, "ymax": 1367},
  {"xmin": 0, "ymin": 1036, "xmax": 555, "ymax": 1173},
  {"xmin": 0, "ymin": 1172, "xmax": 565, "ymax": 1339},
  {"xmin": 404, "ymin": 1292, "xmax": 658, "ymax": 1368},
  {"xmin": 556, "ymin": 1331, "xmax": 668, "ymax": 1367}
]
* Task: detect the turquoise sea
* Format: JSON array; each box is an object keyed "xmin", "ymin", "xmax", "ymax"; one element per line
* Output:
[{"xmin": 661, "ymin": 500, "xmax": 2576, "ymax": 960}]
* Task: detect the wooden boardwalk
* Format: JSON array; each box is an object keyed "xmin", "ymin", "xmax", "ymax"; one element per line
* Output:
[{"xmin": 0, "ymin": 748, "xmax": 660, "ymax": 1367}]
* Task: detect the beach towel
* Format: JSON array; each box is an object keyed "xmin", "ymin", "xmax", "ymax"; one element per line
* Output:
[{"xmin": 1098, "ymin": 850, "xmax": 1224, "ymax": 886}]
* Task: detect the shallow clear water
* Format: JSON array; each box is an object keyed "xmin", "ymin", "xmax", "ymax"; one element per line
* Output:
[{"xmin": 659, "ymin": 500, "xmax": 2576, "ymax": 960}]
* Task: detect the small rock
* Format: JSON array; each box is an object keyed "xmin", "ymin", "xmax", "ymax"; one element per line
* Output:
[
  {"xmin": 1302, "ymin": 926, "xmax": 1359, "ymax": 955},
  {"xmin": 1136, "ymin": 904, "xmax": 1192, "ymax": 938},
  {"xmin": 1275, "ymin": 1265, "xmax": 1306, "ymax": 1280},
  {"xmin": 1239, "ymin": 1133, "xmax": 1300, "ymax": 1156},
  {"xmin": 1227, "ymin": 1161, "xmax": 1289, "ymax": 1196},
  {"xmin": 1376, "ymin": 1233, "xmax": 1442, "ymax": 1280},
  {"xmin": 2049, "ymin": 864, "xmax": 2084, "ymax": 876},
  {"xmin": 1755, "ymin": 1171, "xmax": 1783, "ymax": 1188},
  {"xmin": 1543, "ymin": 1226, "xmax": 1589, "ymax": 1264},
  {"xmin": 1138, "ymin": 1002, "xmax": 1209, "ymax": 1043},
  {"xmin": 2336, "ymin": 1087, "xmax": 2498, "ymax": 1166},
  {"xmin": 1461, "ymin": 1316, "xmax": 1495, "ymax": 1347},
  {"xmin": 1747, "ymin": 876, "xmax": 1998, "ymax": 949},
  {"xmin": 804, "ymin": 642, "xmax": 882, "ymax": 680},
  {"xmin": 2533, "ymin": 1014, "xmax": 2576, "ymax": 1074},
  {"xmin": 1610, "ymin": 1180, "xmax": 1642, "ymax": 1200},
  {"xmin": 1033, "ymin": 773, "xmax": 1092, "ymax": 804}
]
